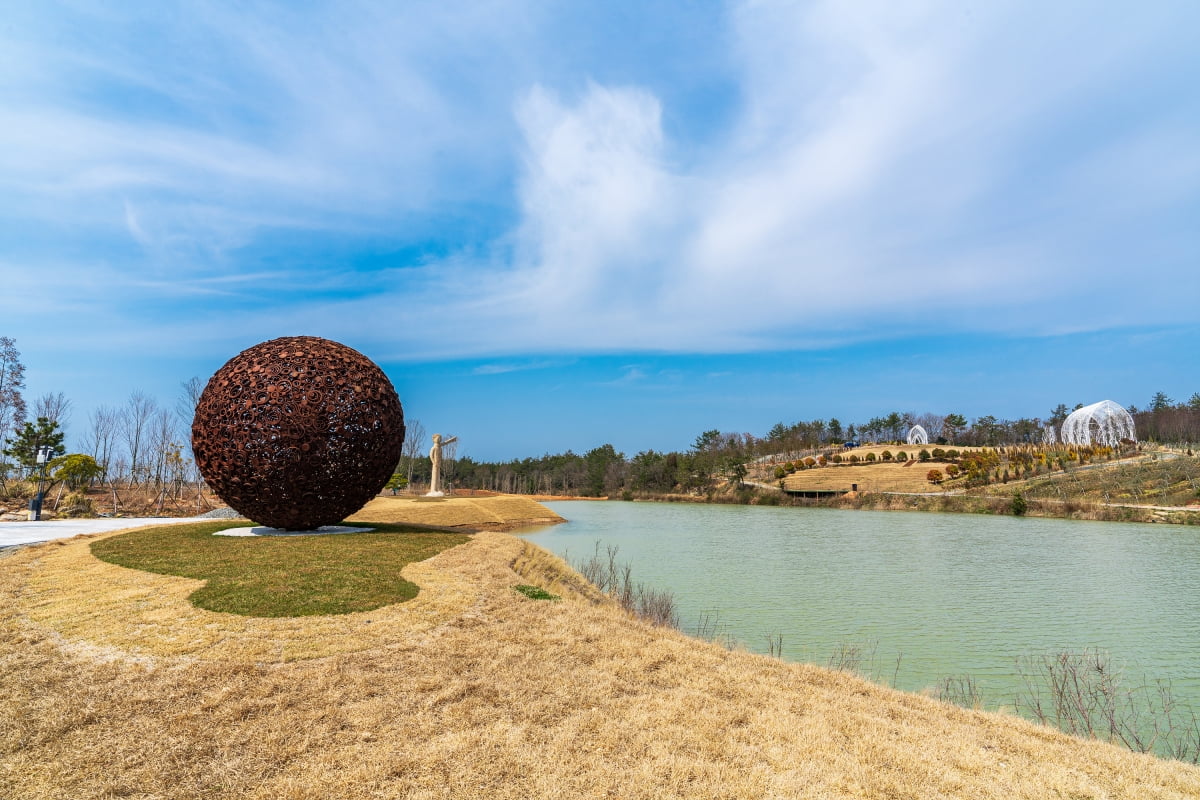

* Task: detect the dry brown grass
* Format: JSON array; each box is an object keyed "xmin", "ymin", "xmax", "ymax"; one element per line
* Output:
[
  {"xmin": 15, "ymin": 531, "xmax": 480, "ymax": 662},
  {"xmin": 4, "ymin": 509, "xmax": 1200, "ymax": 797},
  {"xmin": 352, "ymin": 494, "xmax": 565, "ymax": 529},
  {"xmin": 783, "ymin": 461, "xmax": 946, "ymax": 494},
  {"xmin": 774, "ymin": 445, "xmax": 994, "ymax": 495}
]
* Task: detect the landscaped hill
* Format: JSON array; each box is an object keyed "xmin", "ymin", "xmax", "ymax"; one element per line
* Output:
[
  {"xmin": 764, "ymin": 444, "xmax": 989, "ymax": 494},
  {"xmin": 3, "ymin": 503, "xmax": 1200, "ymax": 798},
  {"xmin": 781, "ymin": 459, "xmax": 935, "ymax": 493},
  {"xmin": 993, "ymin": 453, "xmax": 1200, "ymax": 508},
  {"xmin": 764, "ymin": 445, "xmax": 1200, "ymax": 506}
]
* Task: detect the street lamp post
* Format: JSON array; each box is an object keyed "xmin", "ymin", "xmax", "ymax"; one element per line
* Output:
[{"xmin": 29, "ymin": 446, "xmax": 51, "ymax": 521}]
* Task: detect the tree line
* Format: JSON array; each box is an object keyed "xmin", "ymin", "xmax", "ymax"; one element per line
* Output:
[
  {"xmin": 0, "ymin": 337, "xmax": 438, "ymax": 512},
  {"xmin": 2, "ymin": 336, "xmax": 1197, "ymax": 502},
  {"xmin": 444, "ymin": 397, "xmax": 1200, "ymax": 498}
]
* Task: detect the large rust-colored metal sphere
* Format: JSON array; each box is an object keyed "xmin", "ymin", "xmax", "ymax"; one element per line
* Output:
[{"xmin": 192, "ymin": 336, "xmax": 405, "ymax": 530}]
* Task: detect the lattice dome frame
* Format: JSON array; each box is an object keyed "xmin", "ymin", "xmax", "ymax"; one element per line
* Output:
[
  {"xmin": 192, "ymin": 336, "xmax": 405, "ymax": 530},
  {"xmin": 1059, "ymin": 400, "xmax": 1135, "ymax": 447},
  {"xmin": 906, "ymin": 425, "xmax": 928, "ymax": 446}
]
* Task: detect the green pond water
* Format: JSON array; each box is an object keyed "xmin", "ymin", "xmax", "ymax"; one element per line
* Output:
[{"xmin": 522, "ymin": 501, "xmax": 1200, "ymax": 713}]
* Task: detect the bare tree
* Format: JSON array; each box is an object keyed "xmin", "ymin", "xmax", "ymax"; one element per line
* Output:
[
  {"xmin": 399, "ymin": 418, "xmax": 426, "ymax": 490},
  {"xmin": 146, "ymin": 408, "xmax": 178, "ymax": 487},
  {"xmin": 0, "ymin": 336, "xmax": 27, "ymax": 446},
  {"xmin": 916, "ymin": 412, "xmax": 946, "ymax": 442},
  {"xmin": 176, "ymin": 377, "xmax": 205, "ymax": 428},
  {"xmin": 121, "ymin": 391, "xmax": 158, "ymax": 486},
  {"xmin": 83, "ymin": 405, "xmax": 120, "ymax": 480},
  {"xmin": 105, "ymin": 454, "xmax": 129, "ymax": 513},
  {"xmin": 172, "ymin": 376, "xmax": 207, "ymax": 484},
  {"xmin": 35, "ymin": 391, "xmax": 72, "ymax": 428},
  {"xmin": 440, "ymin": 436, "xmax": 459, "ymax": 493}
]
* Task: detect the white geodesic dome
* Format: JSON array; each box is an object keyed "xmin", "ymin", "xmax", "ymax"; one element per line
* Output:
[
  {"xmin": 906, "ymin": 425, "xmax": 928, "ymax": 445},
  {"xmin": 1060, "ymin": 400, "xmax": 1136, "ymax": 446}
]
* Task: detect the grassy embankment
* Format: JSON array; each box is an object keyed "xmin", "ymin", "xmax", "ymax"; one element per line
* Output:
[
  {"xmin": 820, "ymin": 490, "xmax": 1200, "ymax": 523},
  {"xmin": 90, "ymin": 521, "xmax": 470, "ymax": 617},
  {"xmin": 4, "ymin": 495, "xmax": 1200, "ymax": 798},
  {"xmin": 749, "ymin": 448, "xmax": 1200, "ymax": 524},
  {"xmin": 824, "ymin": 454, "xmax": 1200, "ymax": 523},
  {"xmin": 84, "ymin": 493, "xmax": 568, "ymax": 617},
  {"xmin": 991, "ymin": 453, "xmax": 1200, "ymax": 507}
]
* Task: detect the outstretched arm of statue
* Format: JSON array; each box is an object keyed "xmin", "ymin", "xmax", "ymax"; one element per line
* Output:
[{"xmin": 442, "ymin": 435, "xmax": 458, "ymax": 446}]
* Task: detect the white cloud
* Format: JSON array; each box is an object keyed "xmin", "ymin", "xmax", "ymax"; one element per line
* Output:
[
  {"xmin": 506, "ymin": 84, "xmax": 686, "ymax": 325},
  {"xmin": 385, "ymin": 1, "xmax": 1031, "ymax": 351},
  {"xmin": 466, "ymin": 0, "xmax": 1197, "ymax": 349},
  {"xmin": 471, "ymin": 359, "xmax": 569, "ymax": 376},
  {"xmin": 0, "ymin": 0, "xmax": 529, "ymax": 274},
  {"xmin": 2, "ymin": 0, "xmax": 1197, "ymax": 364}
]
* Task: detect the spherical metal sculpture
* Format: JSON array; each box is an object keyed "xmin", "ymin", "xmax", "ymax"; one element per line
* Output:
[{"xmin": 192, "ymin": 336, "xmax": 405, "ymax": 530}]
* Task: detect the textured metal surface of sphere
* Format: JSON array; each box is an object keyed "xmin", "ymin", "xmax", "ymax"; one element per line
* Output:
[{"xmin": 192, "ymin": 336, "xmax": 405, "ymax": 530}]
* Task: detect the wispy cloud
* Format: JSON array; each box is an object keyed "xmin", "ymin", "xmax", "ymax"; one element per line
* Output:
[
  {"xmin": 353, "ymin": 0, "xmax": 1198, "ymax": 357},
  {"xmin": 471, "ymin": 359, "xmax": 570, "ymax": 376},
  {"xmin": 602, "ymin": 366, "xmax": 648, "ymax": 386},
  {"xmin": 2, "ymin": 0, "xmax": 1197, "ymax": 367}
]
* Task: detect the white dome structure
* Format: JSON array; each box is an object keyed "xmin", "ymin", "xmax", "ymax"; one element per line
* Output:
[
  {"xmin": 906, "ymin": 425, "xmax": 928, "ymax": 446},
  {"xmin": 1060, "ymin": 400, "xmax": 1136, "ymax": 446}
]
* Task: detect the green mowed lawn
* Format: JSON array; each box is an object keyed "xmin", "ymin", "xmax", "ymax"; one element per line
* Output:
[{"xmin": 90, "ymin": 521, "xmax": 470, "ymax": 617}]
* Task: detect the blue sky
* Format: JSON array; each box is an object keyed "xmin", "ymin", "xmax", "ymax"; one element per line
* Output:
[{"xmin": 2, "ymin": 0, "xmax": 1197, "ymax": 461}]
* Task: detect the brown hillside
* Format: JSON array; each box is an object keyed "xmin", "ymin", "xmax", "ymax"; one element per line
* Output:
[
  {"xmin": 781, "ymin": 462, "xmax": 944, "ymax": 493},
  {"xmin": 2, "ymin": 515, "xmax": 1198, "ymax": 798}
]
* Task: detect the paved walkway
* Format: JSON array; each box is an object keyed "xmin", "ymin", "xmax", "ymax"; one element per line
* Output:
[{"xmin": 0, "ymin": 517, "xmax": 200, "ymax": 549}]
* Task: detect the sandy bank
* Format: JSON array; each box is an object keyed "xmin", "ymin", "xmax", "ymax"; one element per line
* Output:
[{"xmin": 351, "ymin": 493, "xmax": 565, "ymax": 530}]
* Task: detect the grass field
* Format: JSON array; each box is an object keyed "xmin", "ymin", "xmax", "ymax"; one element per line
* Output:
[
  {"xmin": 90, "ymin": 521, "xmax": 469, "ymax": 617},
  {"xmin": 780, "ymin": 460, "xmax": 938, "ymax": 493},
  {"xmin": 4, "ymin": 509, "xmax": 1200, "ymax": 797}
]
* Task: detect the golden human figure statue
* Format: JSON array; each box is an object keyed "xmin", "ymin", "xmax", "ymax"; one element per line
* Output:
[{"xmin": 427, "ymin": 433, "xmax": 458, "ymax": 496}]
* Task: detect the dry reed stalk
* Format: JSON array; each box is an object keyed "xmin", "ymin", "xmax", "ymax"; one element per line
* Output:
[
  {"xmin": 3, "ymin": 521, "xmax": 1200, "ymax": 798},
  {"xmin": 509, "ymin": 541, "xmax": 610, "ymax": 605}
]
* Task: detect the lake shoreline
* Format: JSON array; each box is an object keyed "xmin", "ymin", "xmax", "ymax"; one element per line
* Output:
[
  {"xmin": 815, "ymin": 490, "xmax": 1200, "ymax": 525},
  {"xmin": 5, "ymin": 522, "xmax": 1200, "ymax": 797},
  {"xmin": 531, "ymin": 488, "xmax": 1200, "ymax": 525},
  {"xmin": 530, "ymin": 498, "xmax": 1200, "ymax": 761}
]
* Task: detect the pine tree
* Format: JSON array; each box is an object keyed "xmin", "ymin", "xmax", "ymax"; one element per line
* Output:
[
  {"xmin": 1150, "ymin": 392, "xmax": 1173, "ymax": 411},
  {"xmin": 2, "ymin": 417, "xmax": 65, "ymax": 474}
]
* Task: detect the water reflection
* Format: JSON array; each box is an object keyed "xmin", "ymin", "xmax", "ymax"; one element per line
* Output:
[{"xmin": 521, "ymin": 502, "xmax": 1200, "ymax": 710}]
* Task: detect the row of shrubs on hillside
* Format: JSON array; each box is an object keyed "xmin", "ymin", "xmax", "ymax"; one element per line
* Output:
[
  {"xmin": 773, "ymin": 443, "xmax": 1126, "ymax": 486},
  {"xmin": 926, "ymin": 445, "xmax": 1123, "ymax": 487}
]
